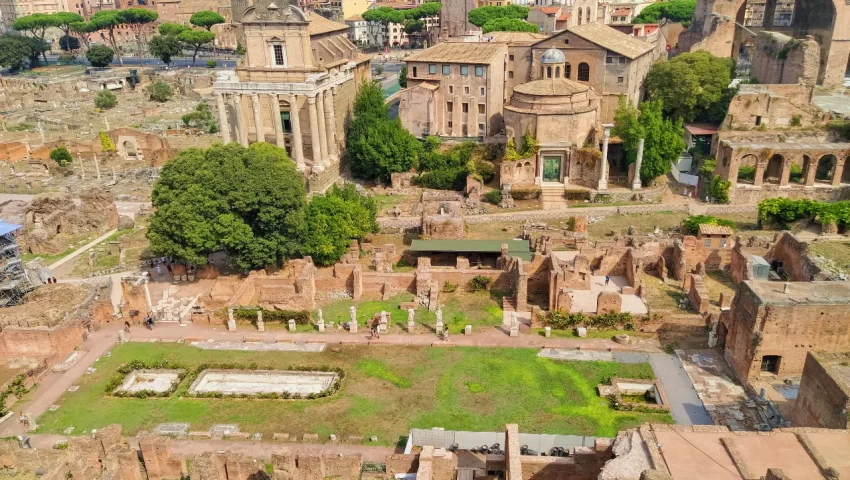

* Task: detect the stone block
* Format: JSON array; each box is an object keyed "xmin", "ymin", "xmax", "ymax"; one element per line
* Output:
[
  {"xmin": 544, "ymin": 327, "xmax": 551, "ymax": 338},
  {"xmin": 302, "ymin": 433, "xmax": 319, "ymax": 442},
  {"xmin": 576, "ymin": 327, "xmax": 587, "ymax": 338},
  {"xmin": 273, "ymin": 433, "xmax": 290, "ymax": 441},
  {"xmin": 464, "ymin": 325, "xmax": 471, "ymax": 335},
  {"xmin": 288, "ymin": 319, "xmax": 296, "ymax": 332}
]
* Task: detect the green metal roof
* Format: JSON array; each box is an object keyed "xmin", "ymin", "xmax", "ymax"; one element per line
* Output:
[{"xmin": 410, "ymin": 239, "xmax": 532, "ymax": 261}]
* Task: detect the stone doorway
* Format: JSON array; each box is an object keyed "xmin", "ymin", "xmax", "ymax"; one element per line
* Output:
[{"xmin": 543, "ymin": 155, "xmax": 562, "ymax": 182}]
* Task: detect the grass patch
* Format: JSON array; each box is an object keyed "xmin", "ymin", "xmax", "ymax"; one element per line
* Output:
[
  {"xmin": 37, "ymin": 343, "xmax": 670, "ymax": 441},
  {"xmin": 357, "ymin": 359, "xmax": 411, "ymax": 388},
  {"xmin": 21, "ymin": 247, "xmax": 76, "ymax": 263},
  {"xmin": 809, "ymin": 241, "xmax": 850, "ymax": 274}
]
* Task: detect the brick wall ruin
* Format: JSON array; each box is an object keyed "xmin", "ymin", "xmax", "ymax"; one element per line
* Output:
[
  {"xmin": 792, "ymin": 352, "xmax": 850, "ymax": 429},
  {"xmin": 750, "ymin": 32, "xmax": 820, "ymax": 85},
  {"xmin": 765, "ymin": 232, "xmax": 831, "ymax": 281},
  {"xmin": 138, "ymin": 435, "xmax": 186, "ymax": 480}
]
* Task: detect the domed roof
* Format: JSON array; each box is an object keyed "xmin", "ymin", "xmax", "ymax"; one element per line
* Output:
[
  {"xmin": 540, "ymin": 48, "xmax": 566, "ymax": 64},
  {"xmin": 513, "ymin": 78, "xmax": 591, "ymax": 97}
]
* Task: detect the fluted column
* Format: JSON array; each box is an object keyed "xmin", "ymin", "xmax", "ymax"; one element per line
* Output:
[
  {"xmin": 289, "ymin": 94, "xmax": 305, "ymax": 171},
  {"xmin": 270, "ymin": 94, "xmax": 285, "ymax": 148},
  {"xmin": 632, "ymin": 138, "xmax": 644, "ymax": 190},
  {"xmin": 307, "ymin": 94, "xmax": 322, "ymax": 164},
  {"xmin": 315, "ymin": 90, "xmax": 329, "ymax": 162},
  {"xmin": 323, "ymin": 88, "xmax": 337, "ymax": 157},
  {"xmin": 216, "ymin": 93, "xmax": 231, "ymax": 144},
  {"xmin": 251, "ymin": 94, "xmax": 263, "ymax": 143},
  {"xmin": 234, "ymin": 94, "xmax": 248, "ymax": 146}
]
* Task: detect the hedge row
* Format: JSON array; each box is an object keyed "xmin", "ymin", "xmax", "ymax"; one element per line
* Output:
[{"xmin": 233, "ymin": 307, "xmax": 312, "ymax": 325}]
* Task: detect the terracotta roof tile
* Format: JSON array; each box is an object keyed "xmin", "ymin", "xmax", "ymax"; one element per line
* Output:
[
  {"xmin": 698, "ymin": 224, "xmax": 734, "ymax": 236},
  {"xmin": 566, "ymin": 22, "xmax": 652, "ymax": 59},
  {"xmin": 404, "ymin": 42, "xmax": 506, "ymax": 64}
]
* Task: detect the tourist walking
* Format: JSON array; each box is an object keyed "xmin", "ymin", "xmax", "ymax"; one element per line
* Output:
[{"xmin": 604, "ymin": 275, "xmax": 610, "ymax": 286}]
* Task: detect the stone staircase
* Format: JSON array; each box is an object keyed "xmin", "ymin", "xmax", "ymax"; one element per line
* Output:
[
  {"xmin": 502, "ymin": 296, "xmax": 517, "ymax": 312},
  {"xmin": 541, "ymin": 184, "xmax": 569, "ymax": 209}
]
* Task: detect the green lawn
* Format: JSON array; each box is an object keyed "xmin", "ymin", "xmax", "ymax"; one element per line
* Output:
[
  {"xmin": 317, "ymin": 291, "xmax": 505, "ymax": 334},
  {"xmin": 36, "ymin": 343, "xmax": 671, "ymax": 441}
]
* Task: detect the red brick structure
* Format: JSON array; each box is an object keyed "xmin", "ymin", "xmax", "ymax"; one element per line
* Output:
[
  {"xmin": 792, "ymin": 351, "xmax": 850, "ymax": 429},
  {"xmin": 719, "ymin": 281, "xmax": 850, "ymax": 381}
]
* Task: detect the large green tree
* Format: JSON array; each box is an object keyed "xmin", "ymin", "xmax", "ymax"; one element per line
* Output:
[
  {"xmin": 117, "ymin": 8, "xmax": 158, "ymax": 65},
  {"xmin": 612, "ymin": 98, "xmax": 685, "ymax": 185},
  {"xmin": 19, "ymin": 36, "xmax": 49, "ymax": 67},
  {"xmin": 467, "ymin": 5, "xmax": 529, "ymax": 27},
  {"xmin": 301, "ymin": 184, "xmax": 379, "ymax": 266},
  {"xmin": 347, "ymin": 81, "xmax": 422, "ymax": 182},
  {"xmin": 148, "ymin": 34, "xmax": 182, "ymax": 65},
  {"xmin": 482, "ymin": 17, "xmax": 538, "ymax": 33},
  {"xmin": 158, "ymin": 22, "xmax": 190, "ymax": 36},
  {"xmin": 12, "ymin": 13, "xmax": 55, "ymax": 62},
  {"xmin": 190, "ymin": 10, "xmax": 225, "ymax": 30},
  {"xmin": 69, "ymin": 21, "xmax": 98, "ymax": 49},
  {"xmin": 0, "ymin": 35, "xmax": 34, "ymax": 71},
  {"xmin": 644, "ymin": 51, "xmax": 735, "ymax": 123},
  {"xmin": 178, "ymin": 29, "xmax": 215, "ymax": 65},
  {"xmin": 90, "ymin": 11, "xmax": 123, "ymax": 65},
  {"xmin": 362, "ymin": 7, "xmax": 406, "ymax": 48},
  {"xmin": 51, "ymin": 11, "xmax": 84, "ymax": 49},
  {"xmin": 632, "ymin": 0, "xmax": 695, "ymax": 24},
  {"xmin": 86, "ymin": 44, "xmax": 114, "ymax": 67},
  {"xmin": 148, "ymin": 143, "xmax": 308, "ymax": 271}
]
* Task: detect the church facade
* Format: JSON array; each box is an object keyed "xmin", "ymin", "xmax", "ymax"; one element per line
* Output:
[{"xmin": 214, "ymin": 0, "xmax": 371, "ymax": 191}]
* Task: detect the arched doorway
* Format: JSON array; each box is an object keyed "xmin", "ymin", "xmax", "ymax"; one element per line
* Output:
[
  {"xmin": 816, "ymin": 154, "xmax": 836, "ymax": 183},
  {"xmin": 123, "ymin": 140, "xmax": 138, "ymax": 159},
  {"xmin": 763, "ymin": 154, "xmax": 783, "ymax": 184},
  {"xmin": 737, "ymin": 154, "xmax": 758, "ymax": 184}
]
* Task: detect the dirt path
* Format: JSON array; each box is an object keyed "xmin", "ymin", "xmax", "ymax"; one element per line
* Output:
[{"xmin": 48, "ymin": 228, "xmax": 117, "ymax": 272}]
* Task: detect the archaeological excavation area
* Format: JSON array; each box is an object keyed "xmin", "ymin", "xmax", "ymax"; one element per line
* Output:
[{"xmin": 187, "ymin": 370, "xmax": 339, "ymax": 397}]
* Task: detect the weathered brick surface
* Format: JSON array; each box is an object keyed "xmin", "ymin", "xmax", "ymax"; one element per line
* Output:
[{"xmin": 792, "ymin": 352, "xmax": 850, "ymax": 429}]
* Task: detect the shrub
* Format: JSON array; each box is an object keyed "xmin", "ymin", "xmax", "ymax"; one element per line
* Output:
[
  {"xmin": 441, "ymin": 281, "xmax": 458, "ymax": 293},
  {"xmin": 146, "ymin": 81, "xmax": 173, "ymax": 103},
  {"xmin": 790, "ymin": 115, "xmax": 802, "ymax": 127},
  {"xmin": 94, "ymin": 90, "xmax": 117, "ymax": 109},
  {"xmin": 698, "ymin": 156, "xmax": 716, "ymax": 180},
  {"xmin": 57, "ymin": 52, "xmax": 76, "ymax": 64},
  {"xmin": 467, "ymin": 275, "xmax": 493, "ymax": 292},
  {"xmin": 49, "ymin": 146, "xmax": 73, "ymax": 167},
  {"xmin": 737, "ymin": 165, "xmax": 755, "ymax": 182},
  {"xmin": 206, "ymin": 59, "xmax": 217, "ymax": 68},
  {"xmin": 510, "ymin": 185, "xmax": 541, "ymax": 200},
  {"xmin": 566, "ymin": 216, "xmax": 577, "ymax": 232},
  {"xmin": 789, "ymin": 163, "xmax": 803, "ymax": 183},
  {"xmin": 99, "ymin": 131, "xmax": 116, "ymax": 151},
  {"xmin": 681, "ymin": 215, "xmax": 737, "ymax": 235},
  {"xmin": 709, "ymin": 175, "xmax": 731, "ymax": 203},
  {"xmin": 414, "ymin": 166, "xmax": 467, "ymax": 190},
  {"xmin": 473, "ymin": 159, "xmax": 495, "ymax": 183},
  {"xmin": 86, "ymin": 44, "xmax": 114, "ymax": 67},
  {"xmin": 483, "ymin": 189, "xmax": 502, "ymax": 204}
]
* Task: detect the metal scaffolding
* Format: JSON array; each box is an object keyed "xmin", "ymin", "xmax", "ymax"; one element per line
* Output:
[{"xmin": 0, "ymin": 221, "xmax": 36, "ymax": 308}]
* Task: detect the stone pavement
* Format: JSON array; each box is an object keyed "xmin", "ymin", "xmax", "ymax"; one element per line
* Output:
[
  {"xmin": 676, "ymin": 349, "xmax": 763, "ymax": 430},
  {"xmin": 648, "ymin": 353, "xmax": 714, "ymax": 426}
]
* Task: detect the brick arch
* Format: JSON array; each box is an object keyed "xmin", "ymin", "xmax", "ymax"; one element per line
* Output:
[
  {"xmin": 763, "ymin": 154, "xmax": 784, "ymax": 184},
  {"xmin": 815, "ymin": 154, "xmax": 837, "ymax": 183}
]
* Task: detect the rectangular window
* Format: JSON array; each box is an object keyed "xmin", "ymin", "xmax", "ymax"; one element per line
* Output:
[
  {"xmin": 617, "ymin": 76, "xmax": 624, "ymax": 84},
  {"xmin": 704, "ymin": 238, "xmax": 711, "ymax": 248},
  {"xmin": 460, "ymin": 65, "xmax": 469, "ymax": 76},
  {"xmin": 563, "ymin": 39, "xmax": 569, "ymax": 44},
  {"xmin": 760, "ymin": 355, "xmax": 781, "ymax": 374},
  {"xmin": 462, "ymin": 103, "xmax": 469, "ymax": 113},
  {"xmin": 479, "ymin": 122, "xmax": 486, "ymax": 133},
  {"xmin": 442, "ymin": 64, "xmax": 450, "ymax": 75},
  {"xmin": 755, "ymin": 116, "xmax": 762, "ymax": 126},
  {"xmin": 281, "ymin": 111, "xmax": 292, "ymax": 133},
  {"xmin": 508, "ymin": 71, "xmax": 514, "ymax": 79},
  {"xmin": 479, "ymin": 87, "xmax": 485, "ymax": 96},
  {"xmin": 429, "ymin": 64, "xmax": 436, "ymax": 74},
  {"xmin": 477, "ymin": 104, "xmax": 485, "ymax": 114},
  {"xmin": 448, "ymin": 121, "xmax": 453, "ymax": 128},
  {"xmin": 606, "ymin": 56, "xmax": 613, "ymax": 64},
  {"xmin": 448, "ymin": 85, "xmax": 454, "ymax": 94},
  {"xmin": 273, "ymin": 45, "xmax": 285, "ymax": 66},
  {"xmin": 446, "ymin": 101, "xmax": 453, "ymax": 112},
  {"xmin": 509, "ymin": 54, "xmax": 514, "ymax": 61},
  {"xmin": 720, "ymin": 238, "xmax": 727, "ymax": 248},
  {"xmin": 619, "ymin": 56, "xmax": 626, "ymax": 64},
  {"xmin": 463, "ymin": 86, "xmax": 470, "ymax": 95},
  {"xmin": 475, "ymin": 66, "xmax": 484, "ymax": 77},
  {"xmin": 412, "ymin": 66, "xmax": 417, "ymax": 77}
]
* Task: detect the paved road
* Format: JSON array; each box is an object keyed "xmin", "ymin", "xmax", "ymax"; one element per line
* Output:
[{"xmin": 648, "ymin": 353, "xmax": 713, "ymax": 425}]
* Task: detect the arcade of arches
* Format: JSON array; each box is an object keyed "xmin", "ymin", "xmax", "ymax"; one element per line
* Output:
[{"xmin": 717, "ymin": 140, "xmax": 850, "ymax": 188}]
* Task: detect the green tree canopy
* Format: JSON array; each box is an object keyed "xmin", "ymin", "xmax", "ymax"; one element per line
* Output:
[
  {"xmin": 399, "ymin": 64, "xmax": 407, "ymax": 88},
  {"xmin": 178, "ymin": 29, "xmax": 215, "ymax": 65},
  {"xmin": 632, "ymin": 0, "xmax": 695, "ymax": 24},
  {"xmin": 117, "ymin": 8, "xmax": 158, "ymax": 64},
  {"xmin": 86, "ymin": 44, "xmax": 114, "ymax": 67},
  {"xmin": 12, "ymin": 13, "xmax": 55, "ymax": 62},
  {"xmin": 146, "ymin": 80, "xmax": 173, "ymax": 102},
  {"xmin": 468, "ymin": 5, "xmax": 529, "ymax": 27},
  {"xmin": 482, "ymin": 17, "xmax": 538, "ymax": 33},
  {"xmin": 148, "ymin": 143, "xmax": 308, "ymax": 271},
  {"xmin": 50, "ymin": 146, "xmax": 73, "ymax": 167},
  {"xmin": 159, "ymin": 22, "xmax": 190, "ymax": 36},
  {"xmin": 58, "ymin": 34, "xmax": 80, "ymax": 51},
  {"xmin": 347, "ymin": 81, "xmax": 422, "ymax": 182},
  {"xmin": 404, "ymin": 19, "xmax": 424, "ymax": 34},
  {"xmin": 190, "ymin": 10, "xmax": 225, "ymax": 30},
  {"xmin": 90, "ymin": 10, "xmax": 123, "ymax": 64},
  {"xmin": 148, "ymin": 34, "xmax": 182, "ymax": 65},
  {"xmin": 612, "ymin": 98, "xmax": 685, "ymax": 184},
  {"xmin": 362, "ymin": 7, "xmax": 406, "ymax": 47},
  {"xmin": 94, "ymin": 90, "xmax": 117, "ymax": 109},
  {"xmin": 69, "ymin": 21, "xmax": 98, "ymax": 49},
  {"xmin": 644, "ymin": 51, "xmax": 735, "ymax": 123},
  {"xmin": 405, "ymin": 2, "xmax": 441, "ymax": 19},
  {"xmin": 0, "ymin": 35, "xmax": 34, "ymax": 71},
  {"xmin": 51, "ymin": 11, "xmax": 84, "ymax": 41},
  {"xmin": 19, "ymin": 36, "xmax": 49, "ymax": 67},
  {"xmin": 301, "ymin": 184, "xmax": 378, "ymax": 266}
]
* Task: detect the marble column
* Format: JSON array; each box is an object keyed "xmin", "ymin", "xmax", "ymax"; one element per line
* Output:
[
  {"xmin": 315, "ymin": 90, "xmax": 329, "ymax": 162},
  {"xmin": 323, "ymin": 88, "xmax": 337, "ymax": 157},
  {"xmin": 234, "ymin": 94, "xmax": 248, "ymax": 146},
  {"xmin": 270, "ymin": 94, "xmax": 285, "ymax": 148},
  {"xmin": 289, "ymin": 94, "xmax": 305, "ymax": 172},
  {"xmin": 632, "ymin": 138, "xmax": 644, "ymax": 190},
  {"xmin": 251, "ymin": 94, "xmax": 263, "ymax": 143},
  {"xmin": 216, "ymin": 93, "xmax": 231, "ymax": 144},
  {"xmin": 598, "ymin": 125, "xmax": 611, "ymax": 191},
  {"xmin": 307, "ymin": 95, "xmax": 322, "ymax": 164}
]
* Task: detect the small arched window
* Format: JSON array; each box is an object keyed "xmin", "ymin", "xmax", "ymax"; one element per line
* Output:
[
  {"xmin": 586, "ymin": 7, "xmax": 591, "ymax": 23},
  {"xmin": 555, "ymin": 66, "xmax": 561, "ymax": 78},
  {"xmin": 578, "ymin": 62, "xmax": 590, "ymax": 81},
  {"xmin": 546, "ymin": 66, "xmax": 553, "ymax": 78},
  {"xmin": 565, "ymin": 63, "xmax": 571, "ymax": 78},
  {"xmin": 578, "ymin": 7, "xmax": 583, "ymax": 25}
]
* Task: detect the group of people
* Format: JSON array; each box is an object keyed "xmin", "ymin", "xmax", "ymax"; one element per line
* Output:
[{"xmin": 45, "ymin": 277, "xmax": 58, "ymax": 284}]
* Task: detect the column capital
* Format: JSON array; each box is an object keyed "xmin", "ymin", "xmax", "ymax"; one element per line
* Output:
[
  {"xmin": 306, "ymin": 95, "xmax": 317, "ymax": 104},
  {"xmin": 233, "ymin": 93, "xmax": 243, "ymax": 104}
]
